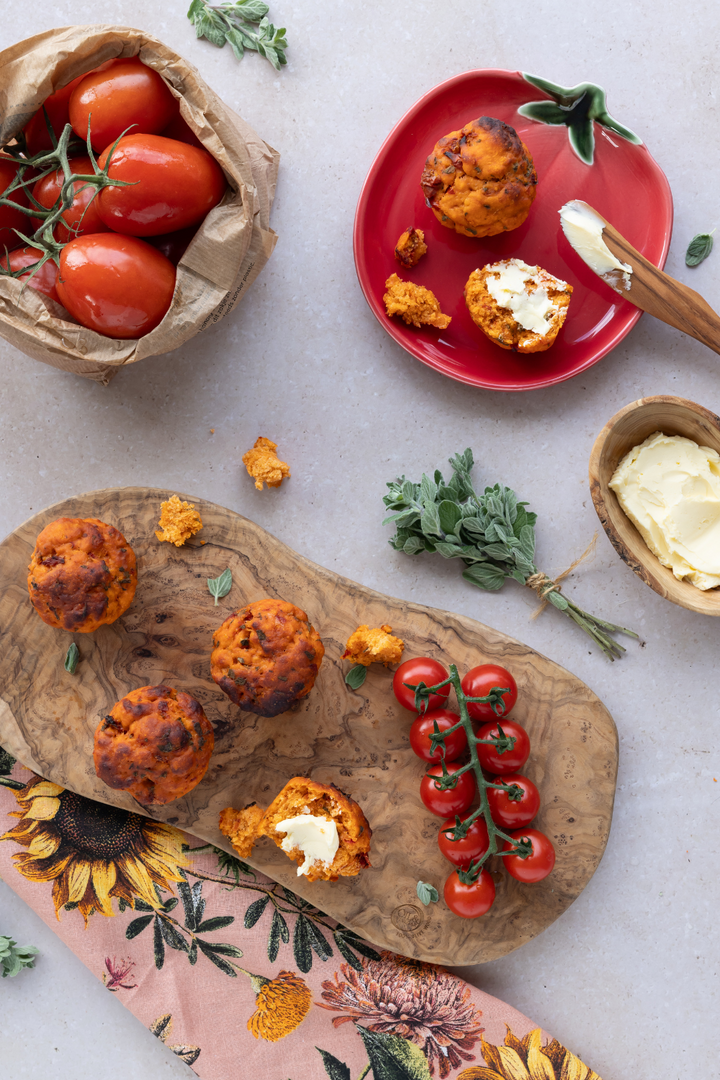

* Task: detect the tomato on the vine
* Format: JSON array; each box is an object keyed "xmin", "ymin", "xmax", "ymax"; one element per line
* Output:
[
  {"xmin": 420, "ymin": 763, "xmax": 475, "ymax": 818},
  {"xmin": 97, "ymin": 134, "xmax": 226, "ymax": 236},
  {"xmin": 476, "ymin": 718, "xmax": 530, "ymax": 775},
  {"xmin": 23, "ymin": 73, "xmax": 89, "ymax": 156},
  {"xmin": 503, "ymin": 828, "xmax": 555, "ymax": 883},
  {"xmin": 444, "ymin": 868, "xmax": 495, "ymax": 918},
  {"xmin": 69, "ymin": 57, "xmax": 178, "ymax": 150},
  {"xmin": 438, "ymin": 815, "xmax": 489, "ymax": 867},
  {"xmin": 0, "ymin": 156, "xmax": 32, "ymax": 252},
  {"xmin": 147, "ymin": 226, "xmax": 197, "ymax": 265},
  {"xmin": 393, "ymin": 657, "xmax": 450, "ymax": 712},
  {"xmin": 409, "ymin": 709, "xmax": 467, "ymax": 763},
  {"xmin": 56, "ymin": 234, "xmax": 176, "ymax": 339},
  {"xmin": 4, "ymin": 247, "xmax": 59, "ymax": 302},
  {"xmin": 33, "ymin": 156, "xmax": 111, "ymax": 242},
  {"xmin": 461, "ymin": 664, "xmax": 517, "ymax": 721},
  {"xmin": 487, "ymin": 773, "xmax": 540, "ymax": 829}
]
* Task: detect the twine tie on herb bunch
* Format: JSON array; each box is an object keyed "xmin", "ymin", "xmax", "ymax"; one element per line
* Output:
[{"xmin": 525, "ymin": 534, "xmax": 597, "ymax": 617}]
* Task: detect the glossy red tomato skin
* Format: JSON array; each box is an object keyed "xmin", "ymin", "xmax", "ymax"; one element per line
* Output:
[
  {"xmin": 393, "ymin": 658, "xmax": 450, "ymax": 712},
  {"xmin": 23, "ymin": 74, "xmax": 88, "ymax": 156},
  {"xmin": 438, "ymin": 815, "xmax": 489, "ymax": 867},
  {"xmin": 503, "ymin": 828, "xmax": 556, "ymax": 883},
  {"xmin": 97, "ymin": 134, "xmax": 226, "ymax": 236},
  {"xmin": 56, "ymin": 234, "xmax": 176, "ymax": 339},
  {"xmin": 409, "ymin": 709, "xmax": 467, "ymax": 763},
  {"xmin": 69, "ymin": 57, "xmax": 178, "ymax": 150},
  {"xmin": 444, "ymin": 868, "xmax": 495, "ymax": 918},
  {"xmin": 461, "ymin": 664, "xmax": 518, "ymax": 722},
  {"xmin": 486, "ymin": 773, "xmax": 540, "ymax": 829},
  {"xmin": 0, "ymin": 156, "xmax": 32, "ymax": 252},
  {"xmin": 420, "ymin": 763, "xmax": 476, "ymax": 818},
  {"xmin": 32, "ymin": 156, "xmax": 111, "ymax": 243},
  {"xmin": 4, "ymin": 247, "xmax": 60, "ymax": 302},
  {"xmin": 475, "ymin": 718, "xmax": 530, "ymax": 775}
]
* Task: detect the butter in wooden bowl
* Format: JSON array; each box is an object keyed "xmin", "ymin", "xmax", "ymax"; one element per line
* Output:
[{"xmin": 609, "ymin": 431, "xmax": 720, "ymax": 589}]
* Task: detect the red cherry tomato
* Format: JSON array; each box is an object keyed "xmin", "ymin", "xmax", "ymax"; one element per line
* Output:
[
  {"xmin": 23, "ymin": 73, "xmax": 89, "ymax": 155},
  {"xmin": 438, "ymin": 815, "xmax": 489, "ymax": 867},
  {"xmin": 56, "ymin": 234, "xmax": 176, "ymax": 339},
  {"xmin": 0, "ymin": 156, "xmax": 32, "ymax": 252},
  {"xmin": 3, "ymin": 247, "xmax": 60, "ymax": 302},
  {"xmin": 392, "ymin": 657, "xmax": 450, "ymax": 712},
  {"xmin": 443, "ymin": 868, "xmax": 495, "ymax": 918},
  {"xmin": 486, "ymin": 773, "xmax": 540, "ymax": 829},
  {"xmin": 147, "ymin": 226, "xmax": 197, "ymax": 265},
  {"xmin": 69, "ymin": 57, "xmax": 178, "ymax": 150},
  {"xmin": 409, "ymin": 709, "xmax": 467, "ymax": 763},
  {"xmin": 461, "ymin": 664, "xmax": 518, "ymax": 722},
  {"xmin": 419, "ymin": 763, "xmax": 475, "ymax": 818},
  {"xmin": 97, "ymin": 134, "xmax": 226, "ymax": 236},
  {"xmin": 32, "ymin": 156, "xmax": 111, "ymax": 243},
  {"xmin": 503, "ymin": 828, "xmax": 556, "ymax": 883},
  {"xmin": 476, "ymin": 718, "xmax": 530, "ymax": 775}
]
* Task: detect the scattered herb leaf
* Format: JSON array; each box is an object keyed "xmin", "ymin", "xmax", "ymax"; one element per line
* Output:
[
  {"xmin": 345, "ymin": 664, "xmax": 367, "ymax": 689},
  {"xmin": 187, "ymin": 0, "xmax": 288, "ymax": 70},
  {"xmin": 64, "ymin": 642, "xmax": 79, "ymax": 674},
  {"xmin": 416, "ymin": 881, "xmax": 439, "ymax": 906},
  {"xmin": 207, "ymin": 568, "xmax": 233, "ymax": 605},
  {"xmin": 0, "ymin": 936, "xmax": 39, "ymax": 977},
  {"xmin": 685, "ymin": 232, "xmax": 714, "ymax": 267}
]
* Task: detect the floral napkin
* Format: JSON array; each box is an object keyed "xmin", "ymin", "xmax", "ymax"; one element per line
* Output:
[{"xmin": 0, "ymin": 752, "xmax": 600, "ymax": 1080}]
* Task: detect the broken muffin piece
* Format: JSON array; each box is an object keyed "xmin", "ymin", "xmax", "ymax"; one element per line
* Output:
[
  {"xmin": 155, "ymin": 495, "xmax": 203, "ymax": 546},
  {"xmin": 464, "ymin": 258, "xmax": 573, "ymax": 353},
  {"xmin": 394, "ymin": 226, "xmax": 427, "ymax": 269},
  {"xmin": 242, "ymin": 437, "xmax": 290, "ymax": 491},
  {"xmin": 342, "ymin": 623, "xmax": 404, "ymax": 667},
  {"xmin": 383, "ymin": 273, "xmax": 451, "ymax": 330}
]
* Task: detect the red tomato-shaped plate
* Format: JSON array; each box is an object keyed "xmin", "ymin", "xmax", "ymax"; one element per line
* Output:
[{"xmin": 353, "ymin": 70, "xmax": 673, "ymax": 391}]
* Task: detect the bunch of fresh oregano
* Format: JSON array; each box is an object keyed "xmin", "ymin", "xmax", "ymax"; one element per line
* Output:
[
  {"xmin": 187, "ymin": 0, "xmax": 288, "ymax": 69},
  {"xmin": 383, "ymin": 449, "xmax": 637, "ymax": 660},
  {"xmin": 1, "ymin": 936, "xmax": 39, "ymax": 978}
]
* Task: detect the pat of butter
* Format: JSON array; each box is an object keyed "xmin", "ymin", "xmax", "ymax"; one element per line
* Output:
[
  {"xmin": 276, "ymin": 813, "xmax": 339, "ymax": 877},
  {"xmin": 559, "ymin": 200, "xmax": 633, "ymax": 291},
  {"xmin": 609, "ymin": 431, "xmax": 720, "ymax": 589},
  {"xmin": 485, "ymin": 259, "xmax": 557, "ymax": 335}
]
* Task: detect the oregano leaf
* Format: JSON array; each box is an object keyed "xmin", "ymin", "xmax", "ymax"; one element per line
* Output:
[
  {"xmin": 207, "ymin": 567, "xmax": 232, "ymax": 605},
  {"xmin": 345, "ymin": 664, "xmax": 367, "ymax": 689},
  {"xmin": 64, "ymin": 642, "xmax": 79, "ymax": 674},
  {"xmin": 685, "ymin": 232, "xmax": 714, "ymax": 267},
  {"xmin": 416, "ymin": 881, "xmax": 439, "ymax": 906}
]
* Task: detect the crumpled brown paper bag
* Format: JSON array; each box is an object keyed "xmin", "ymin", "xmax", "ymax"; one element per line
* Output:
[{"xmin": 0, "ymin": 24, "xmax": 279, "ymax": 384}]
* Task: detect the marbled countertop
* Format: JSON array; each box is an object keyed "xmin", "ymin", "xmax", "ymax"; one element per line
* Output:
[{"xmin": 2, "ymin": 2, "xmax": 719, "ymax": 1076}]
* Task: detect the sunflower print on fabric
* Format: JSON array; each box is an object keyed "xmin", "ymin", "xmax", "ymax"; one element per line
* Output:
[
  {"xmin": 1, "ymin": 777, "xmax": 189, "ymax": 923},
  {"xmin": 458, "ymin": 1026, "xmax": 603, "ymax": 1080}
]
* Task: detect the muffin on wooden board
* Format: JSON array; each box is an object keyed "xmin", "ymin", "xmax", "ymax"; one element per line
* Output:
[
  {"xmin": 211, "ymin": 598, "xmax": 324, "ymax": 717},
  {"xmin": 465, "ymin": 259, "xmax": 573, "ymax": 353},
  {"xmin": 219, "ymin": 777, "xmax": 372, "ymax": 881},
  {"xmin": 27, "ymin": 517, "xmax": 137, "ymax": 632},
  {"xmin": 94, "ymin": 684, "xmax": 214, "ymax": 805},
  {"xmin": 420, "ymin": 116, "xmax": 537, "ymax": 238}
]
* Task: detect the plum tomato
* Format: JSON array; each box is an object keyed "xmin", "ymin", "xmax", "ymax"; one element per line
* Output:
[
  {"xmin": 0, "ymin": 155, "xmax": 32, "ymax": 252},
  {"xmin": 486, "ymin": 773, "xmax": 540, "ymax": 829},
  {"xmin": 419, "ymin": 763, "xmax": 475, "ymax": 818},
  {"xmin": 503, "ymin": 828, "xmax": 555, "ymax": 883},
  {"xmin": 409, "ymin": 709, "xmax": 467, "ymax": 763},
  {"xmin": 23, "ymin": 73, "xmax": 88, "ymax": 156},
  {"xmin": 443, "ymin": 868, "xmax": 495, "ymax": 918},
  {"xmin": 438, "ymin": 815, "xmax": 489, "ymax": 867},
  {"xmin": 3, "ymin": 247, "xmax": 60, "ymax": 302},
  {"xmin": 97, "ymin": 134, "xmax": 227, "ymax": 236},
  {"xmin": 32, "ymin": 156, "xmax": 111, "ymax": 242},
  {"xmin": 393, "ymin": 657, "xmax": 450, "ymax": 712},
  {"xmin": 160, "ymin": 112, "xmax": 205, "ymax": 150},
  {"xmin": 461, "ymin": 664, "xmax": 518, "ymax": 721},
  {"xmin": 56, "ymin": 234, "xmax": 176, "ymax": 339},
  {"xmin": 147, "ymin": 226, "xmax": 197, "ymax": 265},
  {"xmin": 476, "ymin": 718, "xmax": 530, "ymax": 775},
  {"xmin": 69, "ymin": 57, "xmax": 178, "ymax": 150}
]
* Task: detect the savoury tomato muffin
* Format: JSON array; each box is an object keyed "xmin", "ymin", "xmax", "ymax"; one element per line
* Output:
[
  {"xmin": 94, "ymin": 684, "xmax": 214, "ymax": 806},
  {"xmin": 28, "ymin": 517, "xmax": 137, "ymax": 632},
  {"xmin": 211, "ymin": 598, "xmax": 324, "ymax": 717},
  {"xmin": 219, "ymin": 776, "xmax": 372, "ymax": 881},
  {"xmin": 465, "ymin": 258, "xmax": 573, "ymax": 353},
  {"xmin": 420, "ymin": 116, "xmax": 537, "ymax": 238}
]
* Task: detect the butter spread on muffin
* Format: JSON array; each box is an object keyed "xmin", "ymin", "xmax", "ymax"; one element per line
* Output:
[
  {"xmin": 394, "ymin": 226, "xmax": 427, "ymax": 269},
  {"xmin": 155, "ymin": 495, "xmax": 203, "ymax": 546},
  {"xmin": 464, "ymin": 259, "xmax": 572, "ymax": 353},
  {"xmin": 242, "ymin": 437, "xmax": 290, "ymax": 491},
  {"xmin": 27, "ymin": 516, "xmax": 137, "ymax": 633},
  {"xmin": 383, "ymin": 274, "xmax": 451, "ymax": 330}
]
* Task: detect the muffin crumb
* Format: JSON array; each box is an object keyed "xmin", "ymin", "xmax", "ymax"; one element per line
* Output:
[
  {"xmin": 383, "ymin": 274, "xmax": 451, "ymax": 329},
  {"xmin": 155, "ymin": 495, "xmax": 203, "ymax": 547},
  {"xmin": 242, "ymin": 437, "xmax": 290, "ymax": 491},
  {"xmin": 395, "ymin": 227, "xmax": 427, "ymax": 268}
]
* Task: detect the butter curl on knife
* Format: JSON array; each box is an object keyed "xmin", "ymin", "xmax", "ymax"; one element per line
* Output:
[{"xmin": 559, "ymin": 200, "xmax": 633, "ymax": 292}]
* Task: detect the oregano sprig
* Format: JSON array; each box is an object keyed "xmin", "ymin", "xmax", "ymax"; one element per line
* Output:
[
  {"xmin": 187, "ymin": 0, "xmax": 288, "ymax": 69},
  {"xmin": 0, "ymin": 936, "xmax": 39, "ymax": 978},
  {"xmin": 383, "ymin": 449, "xmax": 638, "ymax": 660}
]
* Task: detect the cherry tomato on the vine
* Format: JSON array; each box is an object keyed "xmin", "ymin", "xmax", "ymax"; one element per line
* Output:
[
  {"xmin": 476, "ymin": 718, "xmax": 530, "ymax": 775},
  {"xmin": 438, "ymin": 815, "xmax": 489, "ymax": 867},
  {"xmin": 503, "ymin": 828, "xmax": 555, "ymax": 883},
  {"xmin": 461, "ymin": 664, "xmax": 518, "ymax": 722},
  {"xmin": 33, "ymin": 156, "xmax": 111, "ymax": 242},
  {"xmin": 97, "ymin": 134, "xmax": 227, "ymax": 237},
  {"xmin": 486, "ymin": 773, "xmax": 540, "ymax": 829},
  {"xmin": 3, "ymin": 247, "xmax": 60, "ymax": 302},
  {"xmin": 419, "ymin": 763, "xmax": 475, "ymax": 818},
  {"xmin": 56, "ymin": 234, "xmax": 176, "ymax": 339},
  {"xmin": 409, "ymin": 709, "xmax": 467, "ymax": 763},
  {"xmin": 69, "ymin": 57, "xmax": 178, "ymax": 150},
  {"xmin": 444, "ymin": 868, "xmax": 496, "ymax": 918},
  {"xmin": 393, "ymin": 657, "xmax": 450, "ymax": 712}
]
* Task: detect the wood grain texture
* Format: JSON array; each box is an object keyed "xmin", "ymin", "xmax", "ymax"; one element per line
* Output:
[
  {"xmin": 589, "ymin": 395, "xmax": 720, "ymax": 615},
  {"xmin": 0, "ymin": 487, "xmax": 618, "ymax": 965}
]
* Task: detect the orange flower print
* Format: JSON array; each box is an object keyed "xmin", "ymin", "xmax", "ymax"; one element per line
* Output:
[{"xmin": 242, "ymin": 968, "xmax": 312, "ymax": 1042}]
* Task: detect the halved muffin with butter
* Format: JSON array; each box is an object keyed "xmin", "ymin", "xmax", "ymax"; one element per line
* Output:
[{"xmin": 465, "ymin": 259, "xmax": 573, "ymax": 353}]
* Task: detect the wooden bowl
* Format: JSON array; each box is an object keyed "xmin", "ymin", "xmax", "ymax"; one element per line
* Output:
[{"xmin": 589, "ymin": 395, "xmax": 720, "ymax": 615}]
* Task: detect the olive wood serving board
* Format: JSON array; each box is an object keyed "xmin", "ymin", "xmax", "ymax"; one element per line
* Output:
[{"xmin": 0, "ymin": 487, "xmax": 618, "ymax": 965}]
